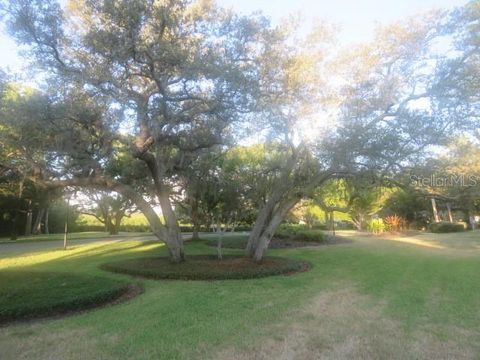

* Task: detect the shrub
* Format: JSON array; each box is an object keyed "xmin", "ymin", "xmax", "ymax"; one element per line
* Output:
[
  {"xmin": 312, "ymin": 223, "xmax": 328, "ymax": 230},
  {"xmin": 384, "ymin": 215, "xmax": 405, "ymax": 232},
  {"xmin": 234, "ymin": 225, "xmax": 253, "ymax": 232},
  {"xmin": 274, "ymin": 224, "xmax": 326, "ymax": 242},
  {"xmin": 429, "ymin": 221, "xmax": 466, "ymax": 233},
  {"xmin": 120, "ymin": 224, "xmax": 151, "ymax": 232},
  {"xmin": 0, "ymin": 271, "xmax": 132, "ymax": 324},
  {"xmin": 70, "ymin": 224, "xmax": 106, "ymax": 233},
  {"xmin": 204, "ymin": 235, "xmax": 249, "ymax": 249},
  {"xmin": 296, "ymin": 229, "xmax": 326, "ymax": 242},
  {"xmin": 367, "ymin": 219, "xmax": 385, "ymax": 234},
  {"xmin": 336, "ymin": 221, "xmax": 356, "ymax": 230}
]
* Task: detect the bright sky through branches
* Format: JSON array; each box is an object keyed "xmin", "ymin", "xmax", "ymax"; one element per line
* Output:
[
  {"xmin": 216, "ymin": 0, "xmax": 468, "ymax": 146},
  {"xmin": 0, "ymin": 0, "xmax": 468, "ymax": 73},
  {"xmin": 0, "ymin": 0, "xmax": 467, "ymax": 147},
  {"xmin": 218, "ymin": 0, "xmax": 468, "ymax": 43}
]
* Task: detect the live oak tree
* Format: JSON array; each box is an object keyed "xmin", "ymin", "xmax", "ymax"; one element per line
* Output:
[
  {"xmin": 348, "ymin": 187, "xmax": 389, "ymax": 231},
  {"xmin": 409, "ymin": 137, "xmax": 480, "ymax": 227},
  {"xmin": 3, "ymin": 0, "xmax": 479, "ymax": 263},
  {"xmin": 6, "ymin": 0, "xmax": 272, "ymax": 261},
  {"xmin": 378, "ymin": 1, "xmax": 480, "ymax": 228},
  {"xmin": 0, "ymin": 80, "xmax": 63, "ymax": 237},
  {"xmin": 176, "ymin": 146, "xmax": 261, "ymax": 239},
  {"xmin": 434, "ymin": 1, "xmax": 479, "ymax": 132},
  {"xmin": 244, "ymin": 21, "xmax": 339, "ymax": 260},
  {"xmin": 383, "ymin": 189, "xmax": 431, "ymax": 228},
  {"xmin": 245, "ymin": 8, "xmax": 480, "ymax": 260},
  {"xmin": 76, "ymin": 190, "xmax": 135, "ymax": 235},
  {"xmin": 74, "ymin": 141, "xmax": 153, "ymax": 236},
  {"xmin": 175, "ymin": 149, "xmax": 227, "ymax": 240},
  {"xmin": 311, "ymin": 177, "xmax": 387, "ymax": 231},
  {"xmin": 440, "ymin": 138, "xmax": 480, "ymax": 227}
]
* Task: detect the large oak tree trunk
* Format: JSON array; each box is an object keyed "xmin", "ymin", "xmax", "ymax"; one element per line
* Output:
[
  {"xmin": 431, "ymin": 198, "xmax": 440, "ymax": 222},
  {"xmin": 131, "ymin": 106, "xmax": 184, "ymax": 262},
  {"xmin": 138, "ymin": 142, "xmax": 185, "ymax": 262},
  {"xmin": 119, "ymin": 181, "xmax": 184, "ymax": 262},
  {"xmin": 32, "ymin": 208, "xmax": 46, "ymax": 235},
  {"xmin": 44, "ymin": 207, "xmax": 49, "ymax": 235},
  {"xmin": 107, "ymin": 220, "xmax": 118, "ymax": 235},
  {"xmin": 446, "ymin": 203, "xmax": 453, "ymax": 222},
  {"xmin": 10, "ymin": 211, "xmax": 19, "ymax": 241},
  {"xmin": 191, "ymin": 199, "xmax": 200, "ymax": 240},
  {"xmin": 25, "ymin": 200, "xmax": 33, "ymax": 236},
  {"xmin": 111, "ymin": 212, "xmax": 124, "ymax": 235},
  {"xmin": 192, "ymin": 222, "xmax": 200, "ymax": 241},
  {"xmin": 247, "ymin": 195, "xmax": 299, "ymax": 261},
  {"xmin": 246, "ymin": 171, "xmax": 333, "ymax": 261},
  {"xmin": 10, "ymin": 180, "xmax": 25, "ymax": 241},
  {"xmin": 245, "ymin": 188, "xmax": 286, "ymax": 257},
  {"xmin": 157, "ymin": 185, "xmax": 185, "ymax": 262}
]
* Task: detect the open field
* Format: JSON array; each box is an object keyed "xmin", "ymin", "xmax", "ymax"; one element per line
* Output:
[{"xmin": 1, "ymin": 230, "xmax": 480, "ymax": 359}]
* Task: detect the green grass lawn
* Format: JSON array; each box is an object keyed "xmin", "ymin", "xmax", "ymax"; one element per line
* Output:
[
  {"xmin": 1, "ymin": 231, "xmax": 480, "ymax": 359},
  {"xmin": 201, "ymin": 234, "xmax": 249, "ymax": 248},
  {"xmin": 0, "ymin": 231, "xmax": 149, "ymax": 244}
]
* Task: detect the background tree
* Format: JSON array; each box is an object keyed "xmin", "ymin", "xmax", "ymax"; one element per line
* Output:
[
  {"xmin": 5, "ymin": 0, "xmax": 272, "ymax": 261},
  {"xmin": 176, "ymin": 146, "xmax": 262, "ymax": 239},
  {"xmin": 76, "ymin": 191, "xmax": 135, "ymax": 235},
  {"xmin": 246, "ymin": 7, "xmax": 479, "ymax": 260},
  {"xmin": 382, "ymin": 189, "xmax": 431, "ymax": 229}
]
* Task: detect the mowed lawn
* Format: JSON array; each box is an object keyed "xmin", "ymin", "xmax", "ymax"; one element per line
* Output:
[
  {"xmin": 0, "ymin": 231, "xmax": 148, "ymax": 244},
  {"xmin": 1, "ymin": 231, "xmax": 480, "ymax": 359}
]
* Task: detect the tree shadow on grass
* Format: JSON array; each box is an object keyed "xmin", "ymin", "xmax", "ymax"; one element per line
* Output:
[{"xmin": 0, "ymin": 241, "xmax": 167, "ymax": 274}]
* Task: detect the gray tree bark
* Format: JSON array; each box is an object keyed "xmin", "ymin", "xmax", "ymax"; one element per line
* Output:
[
  {"xmin": 25, "ymin": 200, "xmax": 33, "ymax": 236},
  {"xmin": 247, "ymin": 194, "xmax": 300, "ymax": 261},
  {"xmin": 431, "ymin": 198, "xmax": 440, "ymax": 222},
  {"xmin": 246, "ymin": 171, "xmax": 334, "ymax": 261},
  {"xmin": 32, "ymin": 208, "xmax": 46, "ymax": 235},
  {"xmin": 446, "ymin": 203, "xmax": 453, "ymax": 222},
  {"xmin": 44, "ymin": 207, "xmax": 49, "ymax": 235}
]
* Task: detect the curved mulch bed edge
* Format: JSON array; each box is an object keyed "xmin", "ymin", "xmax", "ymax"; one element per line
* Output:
[
  {"xmin": 100, "ymin": 255, "xmax": 311, "ymax": 280},
  {"xmin": 0, "ymin": 283, "xmax": 144, "ymax": 327}
]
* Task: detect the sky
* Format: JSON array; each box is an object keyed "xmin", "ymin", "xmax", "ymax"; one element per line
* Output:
[
  {"xmin": 218, "ymin": 0, "xmax": 468, "ymax": 41},
  {"xmin": 0, "ymin": 0, "xmax": 468, "ymax": 74}
]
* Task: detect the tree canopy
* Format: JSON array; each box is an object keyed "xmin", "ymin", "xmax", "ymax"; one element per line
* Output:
[{"xmin": 0, "ymin": 0, "xmax": 479, "ymax": 260}]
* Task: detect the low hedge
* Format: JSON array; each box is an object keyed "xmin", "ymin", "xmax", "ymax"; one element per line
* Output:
[
  {"xmin": 204, "ymin": 228, "xmax": 327, "ymax": 249},
  {"xmin": 367, "ymin": 219, "xmax": 386, "ymax": 234},
  {"xmin": 0, "ymin": 271, "xmax": 133, "ymax": 324},
  {"xmin": 100, "ymin": 255, "xmax": 311, "ymax": 280},
  {"xmin": 429, "ymin": 221, "xmax": 466, "ymax": 233},
  {"xmin": 275, "ymin": 224, "xmax": 326, "ymax": 242},
  {"xmin": 203, "ymin": 234, "xmax": 249, "ymax": 249}
]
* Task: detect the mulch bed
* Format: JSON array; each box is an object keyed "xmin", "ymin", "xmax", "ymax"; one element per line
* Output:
[{"xmin": 100, "ymin": 255, "xmax": 311, "ymax": 280}]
